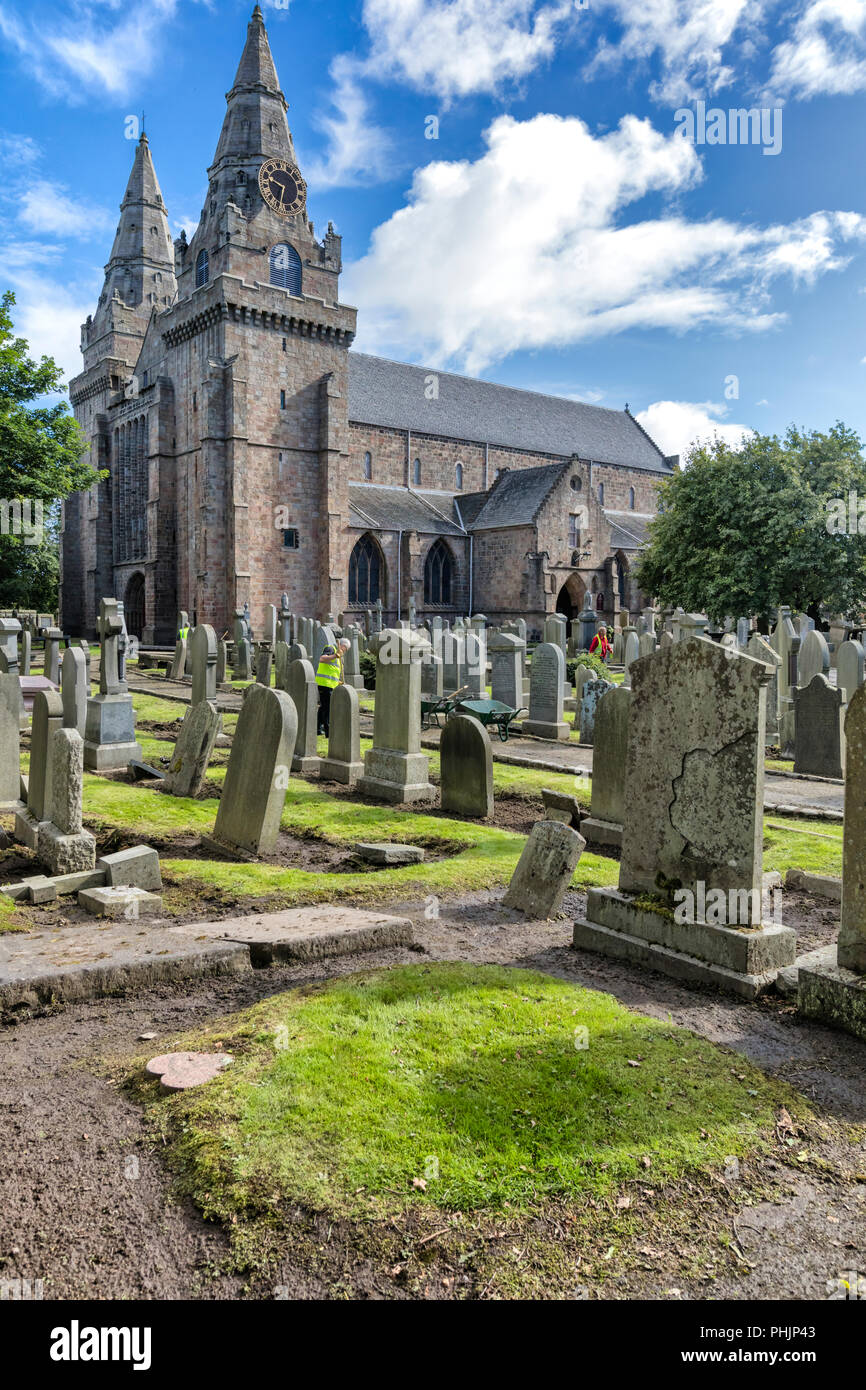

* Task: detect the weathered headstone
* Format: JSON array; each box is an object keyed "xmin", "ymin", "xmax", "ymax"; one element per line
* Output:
[
  {"xmin": 797, "ymin": 628, "xmax": 830, "ymax": 688},
  {"xmin": 574, "ymin": 639, "xmax": 796, "ymax": 996},
  {"xmin": 274, "ymin": 640, "xmax": 290, "ymax": 691},
  {"xmin": 837, "ymin": 638, "xmax": 866, "ymax": 704},
  {"xmin": 342, "ymin": 627, "xmax": 365, "ymax": 691},
  {"xmin": 746, "ymin": 632, "xmax": 781, "ymax": 739},
  {"xmin": 463, "ymin": 630, "xmax": 487, "ymax": 698},
  {"xmin": 442, "ymin": 631, "xmax": 464, "ymax": 692},
  {"xmin": 20, "ymin": 629, "xmax": 31, "ymax": 676},
  {"xmin": 582, "ymin": 685, "xmax": 631, "ymax": 846},
  {"xmin": 44, "ymin": 627, "xmax": 62, "ymax": 684},
  {"xmin": 61, "ymin": 645, "xmax": 88, "ymax": 736},
  {"xmin": 637, "ymin": 631, "xmax": 655, "ymax": 659},
  {"xmin": 287, "ymin": 658, "xmax": 320, "ymax": 774},
  {"xmin": 576, "ymin": 594, "xmax": 598, "ymax": 652},
  {"xmin": 190, "ymin": 624, "xmax": 218, "ymax": 704},
  {"xmin": 793, "ymin": 674, "xmax": 845, "ymax": 779},
  {"xmin": 488, "ymin": 631, "xmax": 524, "ymax": 709},
  {"xmin": 167, "ymin": 701, "xmax": 221, "ymax": 798},
  {"xmin": 216, "ymin": 639, "xmax": 228, "ymax": 685},
  {"xmin": 503, "ymin": 820, "xmax": 585, "ymax": 917},
  {"xmin": 36, "ymin": 726, "xmax": 96, "ymax": 874},
  {"xmin": 578, "ymin": 678, "xmax": 614, "ymax": 745},
  {"xmin": 232, "ymin": 609, "xmax": 251, "ymax": 680},
  {"xmin": 622, "ymin": 630, "xmax": 640, "ymax": 687},
  {"xmin": 523, "ymin": 643, "xmax": 569, "ymax": 740},
  {"xmin": 357, "ymin": 630, "xmax": 434, "ymax": 803},
  {"xmin": 169, "ymin": 633, "xmax": 187, "ymax": 681},
  {"xmin": 0, "ymin": 668, "xmax": 23, "ymax": 811},
  {"xmin": 211, "ymin": 685, "xmax": 298, "ymax": 856},
  {"xmin": 440, "ymin": 714, "xmax": 493, "ymax": 818},
  {"xmin": 15, "ymin": 688, "xmax": 63, "ymax": 846},
  {"xmin": 83, "ymin": 599, "xmax": 142, "ymax": 771},
  {"xmin": 319, "ymin": 683, "xmax": 364, "ymax": 785}
]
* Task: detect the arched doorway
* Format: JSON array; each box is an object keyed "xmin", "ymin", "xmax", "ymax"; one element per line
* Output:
[
  {"xmin": 124, "ymin": 572, "xmax": 145, "ymax": 638},
  {"xmin": 556, "ymin": 573, "xmax": 585, "ymax": 621}
]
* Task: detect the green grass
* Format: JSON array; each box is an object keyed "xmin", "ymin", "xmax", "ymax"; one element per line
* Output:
[
  {"xmin": 137, "ymin": 963, "xmax": 799, "ymax": 1234},
  {"xmin": 763, "ymin": 816, "xmax": 843, "ymax": 878}
]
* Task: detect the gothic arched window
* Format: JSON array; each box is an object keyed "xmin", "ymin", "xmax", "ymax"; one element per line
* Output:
[
  {"xmin": 195, "ymin": 248, "xmax": 209, "ymax": 287},
  {"xmin": 270, "ymin": 243, "xmax": 302, "ymax": 295},
  {"xmin": 597, "ymin": 481, "xmax": 604, "ymax": 504},
  {"xmin": 629, "ymin": 486, "xmax": 635, "ymax": 510},
  {"xmin": 413, "ymin": 457, "xmax": 421, "ymax": 486},
  {"xmin": 348, "ymin": 533, "xmax": 382, "ymax": 606},
  {"xmin": 425, "ymin": 539, "xmax": 453, "ymax": 606},
  {"xmin": 363, "ymin": 451, "xmax": 372, "ymax": 480},
  {"xmin": 455, "ymin": 462, "xmax": 464, "ymax": 490}
]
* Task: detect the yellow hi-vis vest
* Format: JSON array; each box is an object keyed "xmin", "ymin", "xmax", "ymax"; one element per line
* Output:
[
  {"xmin": 315, "ymin": 653, "xmax": 341, "ymax": 690},
  {"xmin": 179, "ymin": 627, "xmax": 190, "ymax": 641}
]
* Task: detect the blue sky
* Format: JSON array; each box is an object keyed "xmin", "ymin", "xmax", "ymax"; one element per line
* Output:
[{"xmin": 2, "ymin": 0, "xmax": 866, "ymax": 459}]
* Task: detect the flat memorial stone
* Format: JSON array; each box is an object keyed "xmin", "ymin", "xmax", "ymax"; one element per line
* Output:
[
  {"xmin": 353, "ymin": 842, "xmax": 425, "ymax": 865},
  {"xmin": 145, "ymin": 1051, "xmax": 233, "ymax": 1093}
]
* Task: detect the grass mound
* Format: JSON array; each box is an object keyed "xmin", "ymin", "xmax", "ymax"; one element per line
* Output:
[{"xmin": 137, "ymin": 964, "xmax": 796, "ymax": 1231}]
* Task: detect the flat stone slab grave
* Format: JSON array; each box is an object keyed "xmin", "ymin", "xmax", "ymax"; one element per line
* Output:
[{"xmin": 0, "ymin": 906, "xmax": 414, "ymax": 1010}]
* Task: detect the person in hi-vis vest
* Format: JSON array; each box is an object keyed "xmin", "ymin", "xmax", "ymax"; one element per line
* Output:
[{"xmin": 315, "ymin": 638, "xmax": 349, "ymax": 736}]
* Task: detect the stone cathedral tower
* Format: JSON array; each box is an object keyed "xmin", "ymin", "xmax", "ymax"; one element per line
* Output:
[{"xmin": 64, "ymin": 4, "xmax": 356, "ymax": 640}]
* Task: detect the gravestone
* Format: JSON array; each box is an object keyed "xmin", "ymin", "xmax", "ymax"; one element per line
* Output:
[
  {"xmin": 442, "ymin": 631, "xmax": 464, "ymax": 692},
  {"xmin": 837, "ymin": 638, "xmax": 865, "ymax": 703},
  {"xmin": 659, "ymin": 630, "xmax": 673, "ymax": 651},
  {"xmin": 274, "ymin": 640, "xmax": 290, "ymax": 691},
  {"xmin": 420, "ymin": 646, "xmax": 444, "ymax": 699},
  {"xmin": 523, "ymin": 643, "xmax": 569, "ymax": 740},
  {"xmin": 279, "ymin": 593, "xmax": 292, "ymax": 644},
  {"xmin": 319, "ymin": 683, "xmax": 364, "ymax": 785},
  {"xmin": 544, "ymin": 613, "xmax": 568, "ymax": 662},
  {"xmin": 622, "ymin": 630, "xmax": 640, "ymax": 686},
  {"xmin": 638, "ymin": 631, "xmax": 655, "ymax": 659},
  {"xmin": 211, "ymin": 685, "xmax": 298, "ymax": 856},
  {"xmin": 256, "ymin": 642, "xmax": 273, "ymax": 687},
  {"xmin": 576, "ymin": 594, "xmax": 598, "ymax": 652},
  {"xmin": 287, "ymin": 658, "xmax": 320, "ymax": 773},
  {"xmin": 578, "ymin": 678, "xmax": 614, "ymax": 745},
  {"xmin": 440, "ymin": 714, "xmax": 493, "ymax": 818},
  {"xmin": 14, "ymin": 688, "xmax": 63, "ymax": 847},
  {"xmin": 770, "ymin": 607, "xmax": 800, "ymax": 701},
  {"xmin": 0, "ymin": 618, "xmax": 25, "ymax": 732},
  {"xmin": 0, "ymin": 668, "xmax": 23, "ymax": 811},
  {"xmin": 799, "ymin": 683, "xmax": 866, "ymax": 1039},
  {"xmin": 582, "ymin": 685, "xmax": 631, "ymax": 846},
  {"xmin": 488, "ymin": 631, "xmax": 524, "ymax": 709},
  {"xmin": 357, "ymin": 630, "xmax": 435, "ymax": 803},
  {"xmin": 746, "ymin": 632, "xmax": 781, "ymax": 739},
  {"xmin": 342, "ymin": 627, "xmax": 365, "ymax": 691},
  {"xmin": 736, "ymin": 616, "xmax": 751, "ymax": 649},
  {"xmin": 83, "ymin": 599, "xmax": 142, "ymax": 771},
  {"xmin": 463, "ymin": 630, "xmax": 487, "ymax": 698},
  {"xmin": 263, "ymin": 604, "xmax": 277, "ymax": 647},
  {"xmin": 797, "ymin": 628, "xmax": 830, "ymax": 688},
  {"xmin": 573, "ymin": 639, "xmax": 796, "ymax": 996},
  {"xmin": 37, "ymin": 726, "xmax": 96, "ymax": 874},
  {"xmin": 610, "ymin": 628, "xmax": 624, "ymax": 664},
  {"xmin": 167, "ymin": 701, "xmax": 222, "ymax": 798},
  {"xmin": 190, "ymin": 624, "xmax": 218, "ymax": 705},
  {"xmin": 61, "ymin": 645, "xmax": 88, "ymax": 736},
  {"xmin": 793, "ymin": 674, "xmax": 845, "ymax": 779},
  {"xmin": 232, "ymin": 609, "xmax": 251, "ymax": 680},
  {"xmin": 287, "ymin": 641, "xmax": 307, "ymax": 664},
  {"xmin": 216, "ymin": 639, "xmax": 228, "ymax": 685},
  {"xmin": 312, "ymin": 624, "xmax": 336, "ymax": 672},
  {"xmin": 44, "ymin": 628, "xmax": 62, "ymax": 684},
  {"xmin": 169, "ymin": 633, "xmax": 187, "ymax": 681},
  {"xmin": 20, "ymin": 629, "xmax": 31, "ymax": 676},
  {"xmin": 503, "ymin": 820, "xmax": 585, "ymax": 917}
]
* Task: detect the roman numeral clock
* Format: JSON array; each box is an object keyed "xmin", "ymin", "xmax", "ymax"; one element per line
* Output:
[{"xmin": 258, "ymin": 158, "xmax": 306, "ymax": 216}]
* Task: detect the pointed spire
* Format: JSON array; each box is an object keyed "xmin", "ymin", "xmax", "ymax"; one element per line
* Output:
[
  {"xmin": 91, "ymin": 134, "xmax": 176, "ymax": 332},
  {"xmin": 205, "ymin": 5, "xmax": 299, "ymax": 208}
]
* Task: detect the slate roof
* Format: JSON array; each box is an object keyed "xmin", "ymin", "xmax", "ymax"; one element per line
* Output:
[
  {"xmin": 466, "ymin": 462, "xmax": 571, "ymax": 531},
  {"xmin": 604, "ymin": 510, "xmax": 654, "ymax": 551},
  {"xmin": 348, "ymin": 484, "xmax": 465, "ymax": 535},
  {"xmin": 348, "ymin": 352, "xmax": 672, "ymax": 473}
]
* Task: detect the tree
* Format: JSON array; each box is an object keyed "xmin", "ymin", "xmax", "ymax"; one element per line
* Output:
[
  {"xmin": 0, "ymin": 290, "xmax": 100, "ymax": 610},
  {"xmin": 635, "ymin": 424, "xmax": 866, "ymax": 625}
]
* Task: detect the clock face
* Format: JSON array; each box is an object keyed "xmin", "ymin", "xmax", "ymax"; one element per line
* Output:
[{"xmin": 258, "ymin": 158, "xmax": 306, "ymax": 217}]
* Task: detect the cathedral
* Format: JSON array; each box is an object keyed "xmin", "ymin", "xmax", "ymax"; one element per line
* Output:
[{"xmin": 62, "ymin": 5, "xmax": 676, "ymax": 643}]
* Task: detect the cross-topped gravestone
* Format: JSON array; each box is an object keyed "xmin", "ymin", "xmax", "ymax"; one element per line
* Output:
[{"xmin": 83, "ymin": 598, "xmax": 141, "ymax": 771}]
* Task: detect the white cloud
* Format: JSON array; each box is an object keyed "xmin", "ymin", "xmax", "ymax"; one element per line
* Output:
[
  {"xmin": 0, "ymin": 254, "xmax": 100, "ymax": 384},
  {"xmin": 636, "ymin": 399, "xmax": 755, "ymax": 458},
  {"xmin": 346, "ymin": 111, "xmax": 866, "ymax": 373},
  {"xmin": 0, "ymin": 0, "xmax": 179, "ymax": 102},
  {"xmin": 768, "ymin": 0, "xmax": 866, "ymax": 98},
  {"xmin": 174, "ymin": 216, "xmax": 200, "ymax": 240},
  {"xmin": 361, "ymin": 0, "xmax": 576, "ymax": 101},
  {"xmin": 19, "ymin": 180, "xmax": 114, "ymax": 239},
  {"xmin": 305, "ymin": 54, "xmax": 395, "ymax": 187}
]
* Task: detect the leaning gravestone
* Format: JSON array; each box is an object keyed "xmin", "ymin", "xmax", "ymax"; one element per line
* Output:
[
  {"xmin": 211, "ymin": 685, "xmax": 297, "ymax": 856},
  {"xmin": 837, "ymin": 638, "xmax": 866, "ymax": 704},
  {"xmin": 793, "ymin": 674, "xmax": 845, "ymax": 779},
  {"xmin": 319, "ymin": 683, "xmax": 364, "ymax": 785},
  {"xmin": 799, "ymin": 683, "xmax": 866, "ymax": 1040},
  {"xmin": 503, "ymin": 820, "xmax": 585, "ymax": 917},
  {"xmin": 578, "ymin": 678, "xmax": 614, "ymax": 745},
  {"xmin": 167, "ymin": 701, "xmax": 221, "ymax": 797},
  {"xmin": 523, "ymin": 643, "xmax": 569, "ymax": 741},
  {"xmin": 573, "ymin": 639, "xmax": 796, "ymax": 996},
  {"xmin": 37, "ymin": 726, "xmax": 96, "ymax": 874},
  {"xmin": 83, "ymin": 598, "xmax": 142, "ymax": 771},
  {"xmin": 582, "ymin": 685, "xmax": 631, "ymax": 847},
  {"xmin": 357, "ymin": 630, "xmax": 435, "ymax": 803},
  {"xmin": 440, "ymin": 714, "xmax": 493, "ymax": 818},
  {"xmin": 61, "ymin": 645, "xmax": 88, "ymax": 736},
  {"xmin": 287, "ymin": 658, "xmax": 320, "ymax": 774},
  {"xmin": 190, "ymin": 625, "xmax": 218, "ymax": 704},
  {"xmin": 797, "ymin": 628, "xmax": 830, "ymax": 689}
]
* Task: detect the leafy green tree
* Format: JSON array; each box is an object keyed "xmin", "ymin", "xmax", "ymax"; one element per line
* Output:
[
  {"xmin": 635, "ymin": 424, "xmax": 866, "ymax": 625},
  {"xmin": 0, "ymin": 290, "xmax": 100, "ymax": 610}
]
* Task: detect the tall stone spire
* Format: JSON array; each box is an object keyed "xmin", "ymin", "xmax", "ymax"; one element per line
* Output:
[
  {"xmin": 206, "ymin": 4, "xmax": 299, "ymax": 210},
  {"xmin": 82, "ymin": 133, "xmax": 176, "ymax": 369}
]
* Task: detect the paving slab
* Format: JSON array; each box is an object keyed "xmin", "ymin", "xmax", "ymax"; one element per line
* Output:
[
  {"xmin": 168, "ymin": 905, "xmax": 414, "ymax": 964},
  {"xmin": 0, "ymin": 922, "xmax": 251, "ymax": 1013}
]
